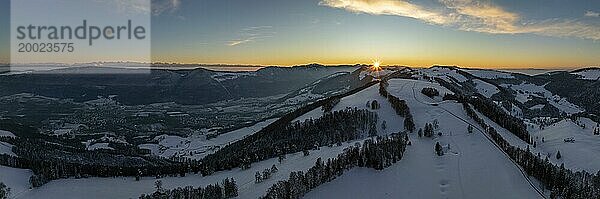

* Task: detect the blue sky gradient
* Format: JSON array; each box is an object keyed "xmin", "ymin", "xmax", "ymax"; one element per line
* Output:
[{"xmin": 2, "ymin": 0, "xmax": 600, "ymax": 68}]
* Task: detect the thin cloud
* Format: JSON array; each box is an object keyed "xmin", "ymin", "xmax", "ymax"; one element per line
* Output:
[
  {"xmin": 95, "ymin": 0, "xmax": 151, "ymax": 15},
  {"xmin": 586, "ymin": 11, "xmax": 600, "ymax": 17},
  {"xmin": 228, "ymin": 36, "xmax": 273, "ymax": 46},
  {"xmin": 440, "ymin": 0, "xmax": 521, "ymax": 33},
  {"xmin": 242, "ymin": 26, "xmax": 273, "ymax": 31},
  {"xmin": 320, "ymin": 0, "xmax": 600, "ymax": 40},
  {"xmin": 152, "ymin": 0, "xmax": 181, "ymax": 16},
  {"xmin": 319, "ymin": 0, "xmax": 450, "ymax": 24},
  {"xmin": 228, "ymin": 38, "xmax": 255, "ymax": 46},
  {"xmin": 228, "ymin": 26, "xmax": 275, "ymax": 46}
]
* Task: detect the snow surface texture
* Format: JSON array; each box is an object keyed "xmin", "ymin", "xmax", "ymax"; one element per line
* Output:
[
  {"xmin": 0, "ymin": 130, "xmax": 16, "ymax": 138},
  {"xmin": 472, "ymin": 108, "xmax": 600, "ymax": 173},
  {"xmin": 572, "ymin": 69, "xmax": 600, "ymax": 81},
  {"xmin": 0, "ymin": 130, "xmax": 16, "ymax": 156},
  {"xmin": 138, "ymin": 118, "xmax": 279, "ymax": 160},
  {"xmin": 0, "ymin": 166, "xmax": 33, "ymax": 198},
  {"xmin": 463, "ymin": 69, "xmax": 515, "ymax": 79},
  {"xmin": 529, "ymin": 104, "xmax": 545, "ymax": 110},
  {"xmin": 500, "ymin": 83, "xmax": 583, "ymax": 114},
  {"xmin": 533, "ymin": 118, "xmax": 600, "ymax": 172},
  {"xmin": 306, "ymin": 79, "xmax": 542, "ymax": 199},
  {"xmin": 0, "ymin": 142, "xmax": 16, "ymax": 156},
  {"xmin": 473, "ymin": 79, "xmax": 499, "ymax": 98}
]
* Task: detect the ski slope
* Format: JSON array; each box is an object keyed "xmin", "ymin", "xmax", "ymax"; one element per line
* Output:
[{"xmin": 305, "ymin": 79, "xmax": 543, "ymax": 199}]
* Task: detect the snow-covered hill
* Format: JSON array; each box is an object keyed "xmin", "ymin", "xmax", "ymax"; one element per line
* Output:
[
  {"xmin": 571, "ymin": 68, "xmax": 600, "ymax": 81},
  {"xmin": 306, "ymin": 79, "xmax": 542, "ymax": 199},
  {"xmin": 138, "ymin": 118, "xmax": 278, "ymax": 160},
  {"xmin": 532, "ymin": 118, "xmax": 600, "ymax": 172},
  {"xmin": 499, "ymin": 82, "xmax": 583, "ymax": 114},
  {"xmin": 3, "ymin": 66, "xmax": 599, "ymax": 199}
]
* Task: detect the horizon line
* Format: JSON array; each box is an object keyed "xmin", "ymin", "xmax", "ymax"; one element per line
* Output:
[{"xmin": 3, "ymin": 61, "xmax": 599, "ymax": 71}]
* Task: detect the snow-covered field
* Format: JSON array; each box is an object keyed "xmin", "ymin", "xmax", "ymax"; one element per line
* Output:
[
  {"xmin": 532, "ymin": 118, "xmax": 600, "ymax": 172},
  {"xmin": 306, "ymin": 79, "xmax": 543, "ymax": 199},
  {"xmin": 473, "ymin": 79, "xmax": 499, "ymax": 98},
  {"xmin": 0, "ymin": 130, "xmax": 16, "ymax": 157},
  {"xmin": 0, "ymin": 166, "xmax": 33, "ymax": 198},
  {"xmin": 0, "ymin": 130, "xmax": 16, "ymax": 138},
  {"xmin": 0, "ymin": 142, "xmax": 16, "ymax": 156},
  {"xmin": 469, "ymin": 103, "xmax": 600, "ymax": 173},
  {"xmin": 572, "ymin": 69, "xmax": 600, "ymax": 81},
  {"xmin": 500, "ymin": 83, "xmax": 583, "ymax": 114},
  {"xmin": 138, "ymin": 118, "xmax": 279, "ymax": 160}
]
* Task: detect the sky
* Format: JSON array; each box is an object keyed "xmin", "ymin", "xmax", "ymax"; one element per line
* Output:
[{"xmin": 1, "ymin": 0, "xmax": 600, "ymax": 69}]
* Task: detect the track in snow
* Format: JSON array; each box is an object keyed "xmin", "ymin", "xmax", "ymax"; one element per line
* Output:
[{"xmin": 408, "ymin": 80, "xmax": 546, "ymax": 198}]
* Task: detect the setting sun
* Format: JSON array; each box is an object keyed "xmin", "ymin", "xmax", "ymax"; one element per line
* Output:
[{"xmin": 371, "ymin": 60, "xmax": 382, "ymax": 71}]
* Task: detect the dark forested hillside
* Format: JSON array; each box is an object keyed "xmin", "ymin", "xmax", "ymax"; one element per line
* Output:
[
  {"xmin": 199, "ymin": 108, "xmax": 378, "ymax": 175},
  {"xmin": 0, "ymin": 64, "xmax": 359, "ymax": 105}
]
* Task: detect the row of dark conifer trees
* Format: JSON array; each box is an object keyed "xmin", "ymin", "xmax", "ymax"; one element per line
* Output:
[
  {"xmin": 462, "ymin": 102, "xmax": 600, "ymax": 198},
  {"xmin": 139, "ymin": 178, "xmax": 238, "ymax": 199},
  {"xmin": 261, "ymin": 134, "xmax": 408, "ymax": 199},
  {"xmin": 441, "ymin": 80, "xmax": 532, "ymax": 144},
  {"xmin": 378, "ymin": 82, "xmax": 415, "ymax": 132},
  {"xmin": 0, "ymin": 139, "xmax": 188, "ymax": 187},
  {"xmin": 199, "ymin": 108, "xmax": 378, "ymax": 175}
]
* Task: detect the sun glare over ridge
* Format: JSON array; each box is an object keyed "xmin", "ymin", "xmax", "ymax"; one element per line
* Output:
[{"xmin": 371, "ymin": 60, "xmax": 382, "ymax": 71}]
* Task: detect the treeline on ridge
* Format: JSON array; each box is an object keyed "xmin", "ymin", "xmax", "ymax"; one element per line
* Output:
[
  {"xmin": 140, "ymin": 178, "xmax": 238, "ymax": 199},
  {"xmin": 439, "ymin": 77, "xmax": 531, "ymax": 144},
  {"xmin": 463, "ymin": 103, "xmax": 600, "ymax": 198},
  {"xmin": 199, "ymin": 108, "xmax": 378, "ymax": 175},
  {"xmin": 379, "ymin": 81, "xmax": 415, "ymax": 132}
]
